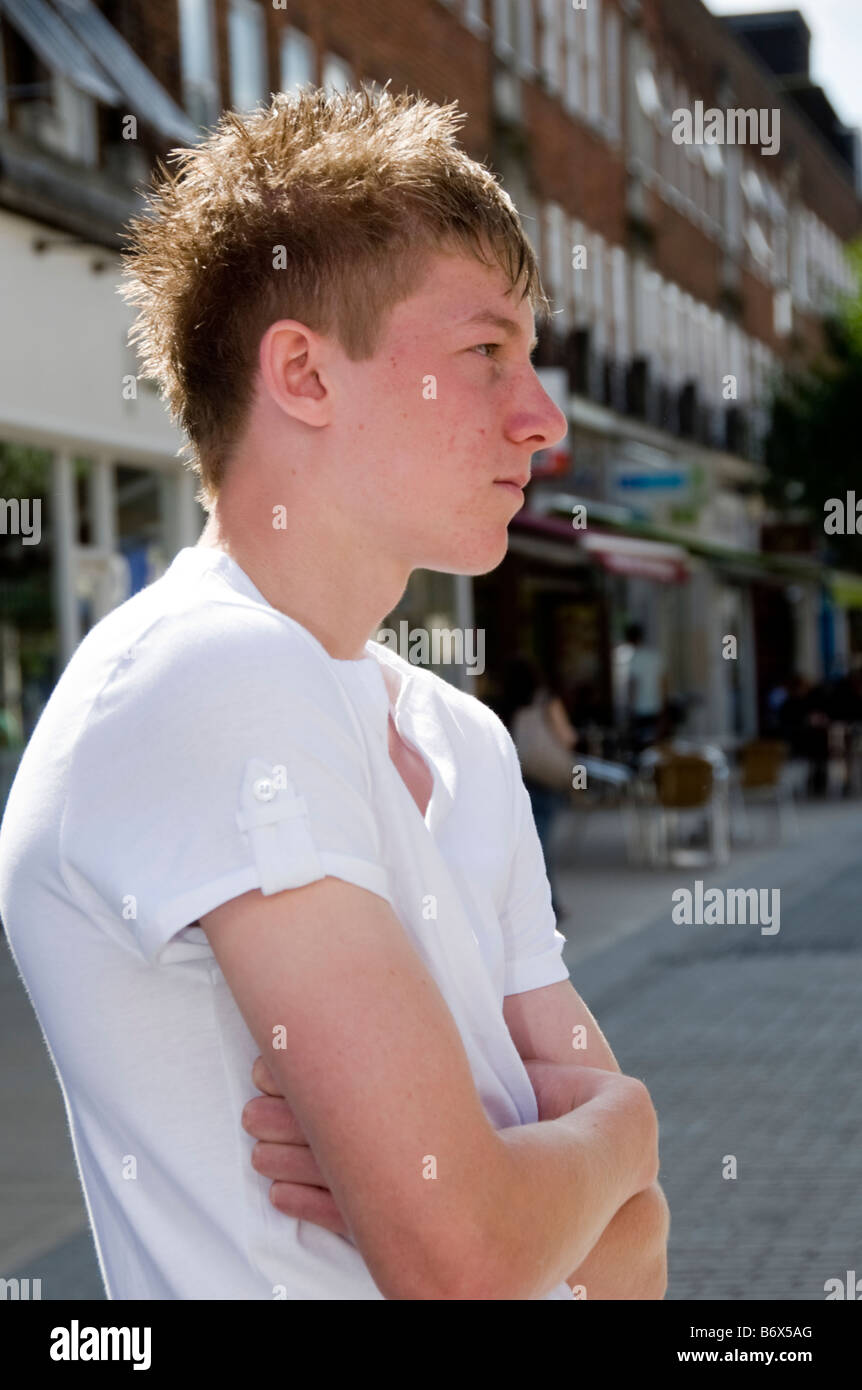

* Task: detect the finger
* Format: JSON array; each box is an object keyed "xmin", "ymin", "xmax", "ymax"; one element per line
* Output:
[
  {"xmin": 252, "ymin": 1055, "xmax": 284, "ymax": 1097},
  {"xmin": 251, "ymin": 1139, "xmax": 326, "ymax": 1186},
  {"xmin": 242, "ymin": 1095, "xmax": 303, "ymax": 1143},
  {"xmin": 268, "ymin": 1181, "xmax": 350, "ymax": 1238}
]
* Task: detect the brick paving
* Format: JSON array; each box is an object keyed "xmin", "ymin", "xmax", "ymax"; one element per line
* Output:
[{"xmin": 561, "ymin": 801, "xmax": 862, "ymax": 1301}]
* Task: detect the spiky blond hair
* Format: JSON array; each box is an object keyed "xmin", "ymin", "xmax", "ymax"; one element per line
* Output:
[{"xmin": 118, "ymin": 82, "xmax": 549, "ymax": 510}]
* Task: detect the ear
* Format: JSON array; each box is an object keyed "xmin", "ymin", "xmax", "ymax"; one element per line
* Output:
[{"xmin": 258, "ymin": 319, "xmax": 333, "ymax": 428}]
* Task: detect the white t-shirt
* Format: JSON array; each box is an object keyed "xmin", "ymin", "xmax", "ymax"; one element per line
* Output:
[{"xmin": 0, "ymin": 545, "xmax": 574, "ymax": 1300}]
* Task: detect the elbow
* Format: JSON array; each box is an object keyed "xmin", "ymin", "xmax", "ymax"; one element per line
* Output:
[
  {"xmin": 372, "ymin": 1207, "xmax": 510, "ymax": 1301},
  {"xmin": 633, "ymin": 1183, "xmax": 671, "ymax": 1300}
]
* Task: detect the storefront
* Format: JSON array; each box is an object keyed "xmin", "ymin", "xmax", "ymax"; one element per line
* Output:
[
  {"xmin": 0, "ymin": 207, "xmax": 201, "ymax": 807},
  {"xmin": 475, "ymin": 508, "xmax": 693, "ymax": 742}
]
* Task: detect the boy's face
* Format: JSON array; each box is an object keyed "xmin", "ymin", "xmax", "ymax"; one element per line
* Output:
[{"xmin": 328, "ymin": 247, "xmax": 568, "ymax": 577}]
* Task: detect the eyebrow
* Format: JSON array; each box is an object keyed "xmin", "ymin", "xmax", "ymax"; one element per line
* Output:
[{"xmin": 458, "ymin": 310, "xmax": 539, "ymax": 353}]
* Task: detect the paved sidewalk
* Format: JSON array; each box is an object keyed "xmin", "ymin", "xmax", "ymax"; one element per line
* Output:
[
  {"xmin": 2, "ymin": 797, "xmax": 861, "ymax": 1299},
  {"xmin": 558, "ymin": 799, "xmax": 862, "ymax": 1300}
]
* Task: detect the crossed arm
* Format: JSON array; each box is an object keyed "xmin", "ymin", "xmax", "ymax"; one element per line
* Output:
[
  {"xmin": 242, "ymin": 974, "xmax": 669, "ymax": 1299},
  {"xmin": 502, "ymin": 979, "xmax": 670, "ymax": 1299}
]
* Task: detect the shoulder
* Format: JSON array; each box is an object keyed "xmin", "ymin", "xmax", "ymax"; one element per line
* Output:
[
  {"xmin": 73, "ymin": 589, "xmax": 355, "ymax": 757},
  {"xmin": 380, "ymin": 647, "xmax": 517, "ymax": 765}
]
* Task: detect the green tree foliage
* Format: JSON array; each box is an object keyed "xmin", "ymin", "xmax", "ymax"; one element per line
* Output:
[{"xmin": 764, "ymin": 239, "xmax": 862, "ymax": 572}]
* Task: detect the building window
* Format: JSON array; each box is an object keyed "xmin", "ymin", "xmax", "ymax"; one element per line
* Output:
[
  {"xmin": 744, "ymin": 218, "xmax": 773, "ymax": 275},
  {"xmin": 678, "ymin": 84, "xmax": 694, "ymax": 203},
  {"xmin": 516, "ymin": 0, "xmax": 535, "ymax": 73},
  {"xmin": 539, "ymin": 0, "xmax": 562, "ymax": 95},
  {"xmin": 493, "ymin": 0, "xmax": 514, "ymax": 55},
  {"xmin": 772, "ymin": 219, "xmax": 789, "ymax": 286},
  {"xmin": 17, "ymin": 70, "xmax": 97, "ymax": 166},
  {"xmin": 228, "ymin": 0, "xmax": 267, "ymax": 111},
  {"xmin": 632, "ymin": 53, "xmax": 660, "ymax": 172},
  {"xmin": 702, "ymin": 142, "xmax": 723, "ymax": 224},
  {"xmin": 542, "ymin": 201, "xmax": 570, "ymax": 325},
  {"xmin": 634, "ymin": 262, "xmax": 660, "ymax": 359},
  {"xmin": 464, "ymin": 0, "xmax": 487, "ymax": 34},
  {"xmin": 604, "ymin": 3, "xmax": 621, "ymax": 138},
  {"xmin": 774, "ymin": 287, "xmax": 792, "ymax": 337},
  {"xmin": 495, "ymin": 0, "xmax": 536, "ymax": 72},
  {"xmin": 590, "ymin": 229, "xmax": 606, "ymax": 351},
  {"xmin": 571, "ymin": 217, "xmax": 589, "ymax": 325},
  {"xmin": 585, "ymin": 0, "xmax": 602, "ymax": 124},
  {"xmin": 563, "ymin": 0, "xmax": 583, "ymax": 114},
  {"xmin": 659, "ymin": 71, "xmax": 678, "ymax": 191},
  {"xmin": 281, "ymin": 28, "xmax": 315, "ymax": 94},
  {"xmin": 609, "ymin": 245, "xmax": 629, "ymax": 360},
  {"xmin": 56, "ymin": 73, "xmax": 98, "ymax": 165},
  {"xmin": 659, "ymin": 280, "xmax": 679, "ymax": 387},
  {"xmin": 321, "ymin": 52, "xmax": 354, "ymax": 93},
  {"xmin": 179, "ymin": 0, "xmax": 220, "ymax": 127},
  {"xmin": 724, "ymin": 146, "xmax": 742, "ymax": 252},
  {"xmin": 790, "ymin": 210, "xmax": 808, "ymax": 304}
]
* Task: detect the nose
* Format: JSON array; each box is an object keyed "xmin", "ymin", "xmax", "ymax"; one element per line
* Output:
[{"xmin": 510, "ymin": 372, "xmax": 569, "ymax": 451}]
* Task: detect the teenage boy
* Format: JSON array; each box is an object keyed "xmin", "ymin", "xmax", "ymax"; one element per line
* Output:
[{"xmin": 0, "ymin": 85, "xmax": 668, "ymax": 1299}]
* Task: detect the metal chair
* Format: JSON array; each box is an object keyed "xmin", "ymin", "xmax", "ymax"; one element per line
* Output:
[
  {"xmin": 631, "ymin": 746, "xmax": 731, "ymax": 868},
  {"xmin": 731, "ymin": 739, "xmax": 798, "ymax": 844}
]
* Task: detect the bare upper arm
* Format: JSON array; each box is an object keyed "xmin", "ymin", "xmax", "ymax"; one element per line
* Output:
[
  {"xmin": 199, "ymin": 875, "xmax": 503, "ymax": 1299},
  {"xmin": 503, "ymin": 978, "xmax": 622, "ymax": 1073}
]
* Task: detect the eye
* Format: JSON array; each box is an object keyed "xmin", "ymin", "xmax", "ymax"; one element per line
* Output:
[{"xmin": 473, "ymin": 343, "xmax": 502, "ymax": 358}]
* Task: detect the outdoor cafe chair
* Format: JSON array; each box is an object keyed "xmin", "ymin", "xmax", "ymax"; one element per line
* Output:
[
  {"xmin": 731, "ymin": 738, "xmax": 798, "ymax": 844},
  {"xmin": 630, "ymin": 744, "xmax": 731, "ymax": 868}
]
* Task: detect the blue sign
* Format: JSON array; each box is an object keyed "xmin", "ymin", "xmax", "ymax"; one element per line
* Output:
[{"xmin": 615, "ymin": 473, "xmax": 687, "ymax": 491}]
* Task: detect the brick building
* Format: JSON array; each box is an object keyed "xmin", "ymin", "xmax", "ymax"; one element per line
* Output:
[{"xmin": 1, "ymin": 0, "xmax": 860, "ymax": 795}]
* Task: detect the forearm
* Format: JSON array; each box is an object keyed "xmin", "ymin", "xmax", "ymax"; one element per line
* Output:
[
  {"xmin": 564, "ymin": 1181, "xmax": 670, "ymax": 1300},
  {"xmin": 484, "ymin": 1079, "xmax": 658, "ymax": 1299}
]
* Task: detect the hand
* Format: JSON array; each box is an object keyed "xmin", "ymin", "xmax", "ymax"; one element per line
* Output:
[
  {"xmin": 522, "ymin": 1057, "xmax": 625, "ymax": 1123},
  {"xmin": 524, "ymin": 1058, "xmax": 659, "ymax": 1193},
  {"xmin": 242, "ymin": 1055, "xmax": 351, "ymax": 1238}
]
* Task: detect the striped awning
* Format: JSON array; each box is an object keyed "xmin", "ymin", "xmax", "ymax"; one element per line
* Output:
[{"xmin": 510, "ymin": 511, "xmax": 691, "ymax": 583}]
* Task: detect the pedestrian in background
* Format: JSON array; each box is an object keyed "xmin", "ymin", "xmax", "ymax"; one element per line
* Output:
[
  {"xmin": 499, "ymin": 655, "xmax": 577, "ymax": 921},
  {"xmin": 625, "ymin": 622, "xmax": 667, "ymax": 752}
]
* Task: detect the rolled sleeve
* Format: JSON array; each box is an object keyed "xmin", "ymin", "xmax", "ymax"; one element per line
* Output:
[{"xmin": 60, "ymin": 624, "xmax": 394, "ymax": 966}]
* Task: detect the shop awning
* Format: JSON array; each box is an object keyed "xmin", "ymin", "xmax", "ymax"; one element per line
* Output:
[
  {"xmin": 532, "ymin": 497, "xmax": 830, "ymax": 588},
  {"xmin": 508, "ymin": 511, "xmax": 691, "ymax": 581},
  {"xmin": 577, "ymin": 531, "xmax": 690, "ymax": 583}
]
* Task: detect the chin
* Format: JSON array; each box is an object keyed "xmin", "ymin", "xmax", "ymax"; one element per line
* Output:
[{"xmin": 421, "ymin": 532, "xmax": 510, "ymax": 576}]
